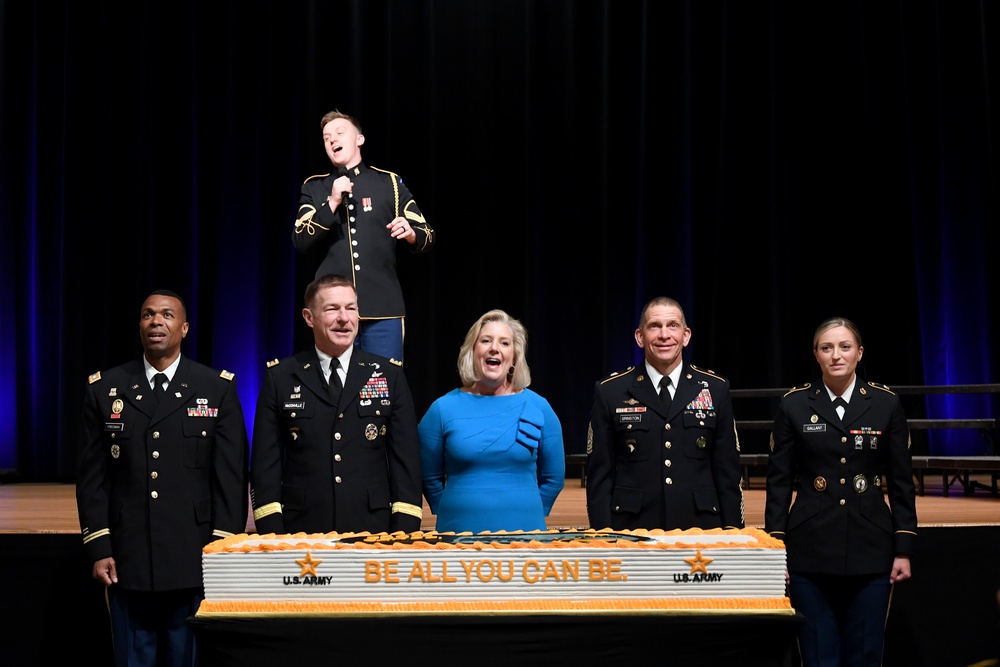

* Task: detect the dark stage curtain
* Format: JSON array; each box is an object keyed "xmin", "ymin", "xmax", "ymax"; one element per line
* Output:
[{"xmin": 1, "ymin": 1, "xmax": 997, "ymax": 480}]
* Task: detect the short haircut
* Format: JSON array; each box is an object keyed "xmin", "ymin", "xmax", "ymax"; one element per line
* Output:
[
  {"xmin": 456, "ymin": 309, "xmax": 532, "ymax": 391},
  {"xmin": 304, "ymin": 274, "xmax": 357, "ymax": 310},
  {"xmin": 320, "ymin": 109, "xmax": 362, "ymax": 133},
  {"xmin": 638, "ymin": 296, "xmax": 686, "ymax": 328},
  {"xmin": 145, "ymin": 289, "xmax": 187, "ymax": 321}
]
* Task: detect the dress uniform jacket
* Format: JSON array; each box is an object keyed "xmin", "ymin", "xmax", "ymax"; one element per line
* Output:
[
  {"xmin": 292, "ymin": 162, "xmax": 435, "ymax": 319},
  {"xmin": 586, "ymin": 362, "xmax": 745, "ymax": 531},
  {"xmin": 76, "ymin": 357, "xmax": 249, "ymax": 591},
  {"xmin": 250, "ymin": 347, "xmax": 423, "ymax": 535},
  {"xmin": 764, "ymin": 380, "xmax": 917, "ymax": 575}
]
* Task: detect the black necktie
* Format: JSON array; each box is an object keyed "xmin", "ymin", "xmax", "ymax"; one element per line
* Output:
[
  {"xmin": 833, "ymin": 396, "xmax": 847, "ymax": 419},
  {"xmin": 152, "ymin": 373, "xmax": 168, "ymax": 403},
  {"xmin": 328, "ymin": 359, "xmax": 343, "ymax": 403},
  {"xmin": 659, "ymin": 376, "xmax": 673, "ymax": 412}
]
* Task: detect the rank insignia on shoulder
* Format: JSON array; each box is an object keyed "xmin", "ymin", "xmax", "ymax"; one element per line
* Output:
[
  {"xmin": 89, "ymin": 371, "xmax": 102, "ymax": 384},
  {"xmin": 783, "ymin": 383, "xmax": 810, "ymax": 397},
  {"xmin": 267, "ymin": 358, "xmax": 280, "ymax": 368},
  {"xmin": 861, "ymin": 382, "xmax": 896, "ymax": 394},
  {"xmin": 389, "ymin": 358, "xmax": 403, "ymax": 367},
  {"xmin": 220, "ymin": 370, "xmax": 235, "ymax": 381},
  {"xmin": 691, "ymin": 365, "xmax": 725, "ymax": 381}
]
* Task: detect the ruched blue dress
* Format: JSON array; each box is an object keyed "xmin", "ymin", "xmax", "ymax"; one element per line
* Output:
[{"xmin": 418, "ymin": 388, "xmax": 565, "ymax": 534}]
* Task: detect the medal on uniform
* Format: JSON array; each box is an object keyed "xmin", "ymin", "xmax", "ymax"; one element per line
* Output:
[{"xmin": 853, "ymin": 474, "xmax": 868, "ymax": 493}]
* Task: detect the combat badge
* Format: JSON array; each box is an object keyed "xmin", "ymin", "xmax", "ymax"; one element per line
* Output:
[
  {"xmin": 696, "ymin": 436, "xmax": 707, "ymax": 449},
  {"xmin": 813, "ymin": 476, "xmax": 827, "ymax": 492},
  {"xmin": 365, "ymin": 424, "xmax": 378, "ymax": 441},
  {"xmin": 111, "ymin": 443, "xmax": 120, "ymax": 459}
]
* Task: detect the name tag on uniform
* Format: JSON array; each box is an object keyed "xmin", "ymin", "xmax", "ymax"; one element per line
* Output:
[
  {"xmin": 803, "ymin": 424, "xmax": 826, "ymax": 433},
  {"xmin": 283, "ymin": 401, "xmax": 305, "ymax": 410},
  {"xmin": 104, "ymin": 423, "xmax": 124, "ymax": 432},
  {"xmin": 618, "ymin": 414, "xmax": 642, "ymax": 423}
]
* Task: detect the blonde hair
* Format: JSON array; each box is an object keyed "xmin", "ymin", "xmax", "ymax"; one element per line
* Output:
[
  {"xmin": 457, "ymin": 309, "xmax": 531, "ymax": 391},
  {"xmin": 812, "ymin": 316, "xmax": 863, "ymax": 350}
]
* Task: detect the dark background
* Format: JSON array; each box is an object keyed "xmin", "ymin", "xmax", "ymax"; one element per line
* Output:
[{"xmin": 1, "ymin": 0, "xmax": 998, "ymax": 480}]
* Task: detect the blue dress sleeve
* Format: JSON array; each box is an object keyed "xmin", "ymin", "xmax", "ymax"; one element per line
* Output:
[
  {"xmin": 529, "ymin": 392, "xmax": 566, "ymax": 516},
  {"xmin": 417, "ymin": 398, "xmax": 446, "ymax": 514}
]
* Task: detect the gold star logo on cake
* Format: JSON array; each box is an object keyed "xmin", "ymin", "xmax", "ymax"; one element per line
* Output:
[
  {"xmin": 684, "ymin": 549, "xmax": 713, "ymax": 575},
  {"xmin": 296, "ymin": 551, "xmax": 322, "ymax": 577}
]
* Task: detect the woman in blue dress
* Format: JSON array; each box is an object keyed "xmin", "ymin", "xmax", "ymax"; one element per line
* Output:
[{"xmin": 418, "ymin": 309, "xmax": 565, "ymax": 534}]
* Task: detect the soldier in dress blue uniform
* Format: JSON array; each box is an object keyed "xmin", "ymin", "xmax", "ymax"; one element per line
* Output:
[
  {"xmin": 76, "ymin": 290, "xmax": 249, "ymax": 667},
  {"xmin": 250, "ymin": 274, "xmax": 423, "ymax": 535},
  {"xmin": 586, "ymin": 296, "xmax": 745, "ymax": 531},
  {"xmin": 765, "ymin": 316, "xmax": 917, "ymax": 667},
  {"xmin": 292, "ymin": 110, "xmax": 435, "ymax": 364}
]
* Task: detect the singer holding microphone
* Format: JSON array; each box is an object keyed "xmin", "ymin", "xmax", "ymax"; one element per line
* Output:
[{"xmin": 292, "ymin": 109, "xmax": 435, "ymax": 364}]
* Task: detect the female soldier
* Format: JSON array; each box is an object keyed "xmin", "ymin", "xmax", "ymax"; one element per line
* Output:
[{"xmin": 765, "ymin": 317, "xmax": 917, "ymax": 667}]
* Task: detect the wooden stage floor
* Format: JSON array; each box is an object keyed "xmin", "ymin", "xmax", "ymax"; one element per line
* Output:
[{"xmin": 2, "ymin": 474, "xmax": 998, "ymax": 534}]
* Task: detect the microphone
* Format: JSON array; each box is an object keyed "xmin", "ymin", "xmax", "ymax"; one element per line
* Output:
[{"xmin": 337, "ymin": 167, "xmax": 350, "ymax": 225}]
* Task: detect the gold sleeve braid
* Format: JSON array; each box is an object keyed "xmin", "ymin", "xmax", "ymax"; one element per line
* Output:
[
  {"xmin": 82, "ymin": 527, "xmax": 110, "ymax": 544},
  {"xmin": 391, "ymin": 501, "xmax": 423, "ymax": 519},
  {"xmin": 294, "ymin": 204, "xmax": 330, "ymax": 236},
  {"xmin": 253, "ymin": 502, "xmax": 283, "ymax": 521}
]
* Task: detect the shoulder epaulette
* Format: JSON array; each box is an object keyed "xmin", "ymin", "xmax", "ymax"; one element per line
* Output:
[
  {"xmin": 303, "ymin": 172, "xmax": 331, "ymax": 184},
  {"xmin": 370, "ymin": 165, "xmax": 397, "ymax": 179},
  {"xmin": 599, "ymin": 366, "xmax": 637, "ymax": 385},
  {"xmin": 88, "ymin": 371, "xmax": 102, "ymax": 384},
  {"xmin": 690, "ymin": 364, "xmax": 728, "ymax": 382},
  {"xmin": 782, "ymin": 382, "xmax": 812, "ymax": 398},
  {"xmin": 266, "ymin": 358, "xmax": 280, "ymax": 368},
  {"xmin": 389, "ymin": 358, "xmax": 403, "ymax": 367},
  {"xmin": 220, "ymin": 370, "xmax": 235, "ymax": 381},
  {"xmin": 866, "ymin": 381, "xmax": 896, "ymax": 395}
]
